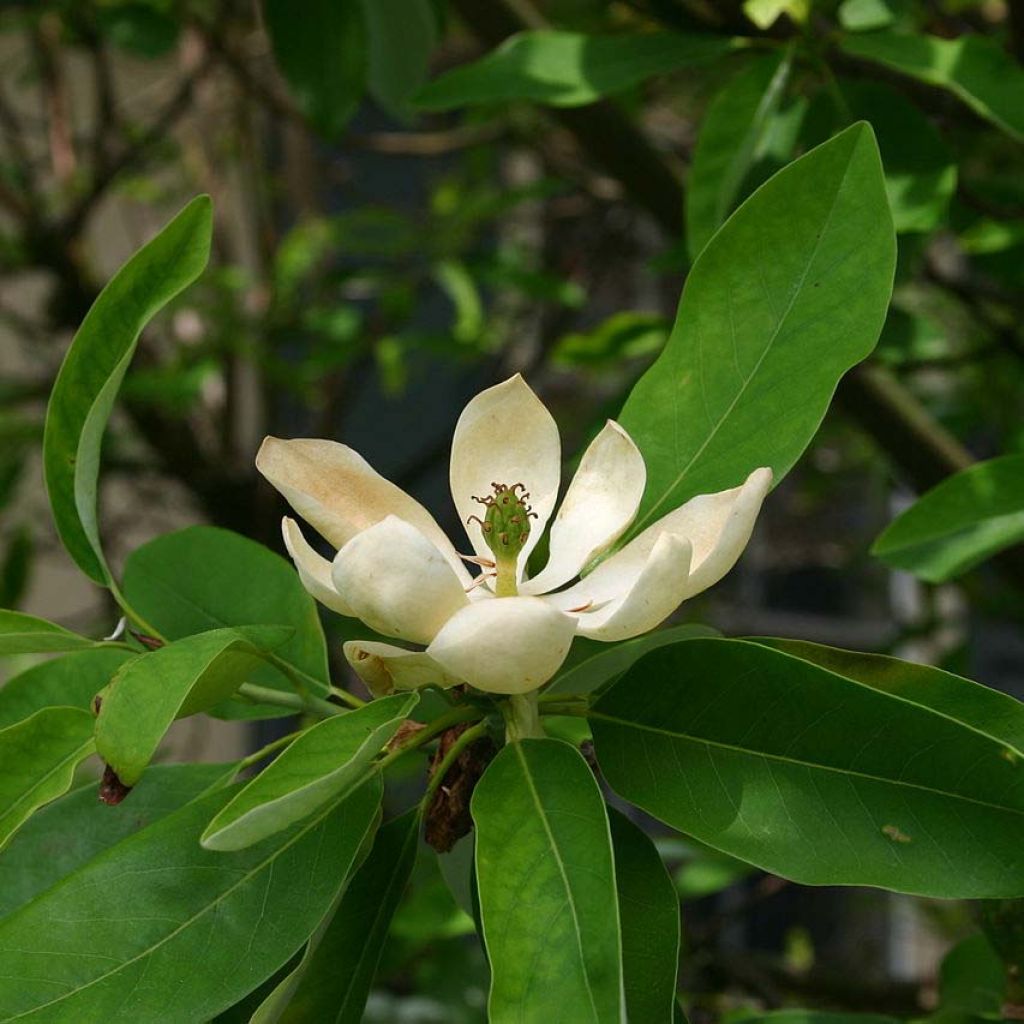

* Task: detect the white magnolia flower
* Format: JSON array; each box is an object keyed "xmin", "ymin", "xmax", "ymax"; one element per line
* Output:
[{"xmin": 257, "ymin": 375, "xmax": 771, "ymax": 696}]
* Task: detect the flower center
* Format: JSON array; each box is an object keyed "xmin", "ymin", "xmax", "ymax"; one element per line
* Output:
[{"xmin": 467, "ymin": 482, "xmax": 536, "ymax": 596}]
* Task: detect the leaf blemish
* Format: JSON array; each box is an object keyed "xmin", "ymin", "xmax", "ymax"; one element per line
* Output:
[{"xmin": 882, "ymin": 824, "xmax": 911, "ymax": 844}]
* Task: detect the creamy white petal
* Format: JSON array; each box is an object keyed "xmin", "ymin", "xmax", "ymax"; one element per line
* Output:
[
  {"xmin": 547, "ymin": 466, "xmax": 772, "ymax": 614},
  {"xmin": 427, "ymin": 596, "xmax": 576, "ymax": 695},
  {"xmin": 449, "ymin": 374, "xmax": 560, "ymax": 577},
  {"xmin": 257, "ymin": 436, "xmax": 470, "ymax": 584},
  {"xmin": 331, "ymin": 516, "xmax": 469, "ymax": 645},
  {"xmin": 343, "ymin": 640, "xmax": 462, "ymax": 697},
  {"xmin": 281, "ymin": 517, "xmax": 352, "ymax": 615},
  {"xmin": 521, "ymin": 420, "xmax": 646, "ymax": 596},
  {"xmin": 567, "ymin": 534, "xmax": 692, "ymax": 641}
]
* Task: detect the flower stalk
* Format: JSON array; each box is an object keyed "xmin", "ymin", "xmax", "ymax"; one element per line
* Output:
[{"xmin": 504, "ymin": 691, "xmax": 543, "ymax": 742}]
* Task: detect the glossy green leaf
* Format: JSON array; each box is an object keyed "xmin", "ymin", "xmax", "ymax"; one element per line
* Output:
[
  {"xmin": 415, "ymin": 30, "xmax": 735, "ymax": 110},
  {"xmin": 361, "ymin": 0, "xmax": 437, "ymax": 115},
  {"xmin": 264, "ymin": 0, "xmax": 366, "ymax": 138},
  {"xmin": 0, "ymin": 648, "xmax": 134, "ymax": 730},
  {"xmin": 0, "ymin": 762, "xmax": 230, "ymax": 919},
  {"xmin": 0, "ymin": 610, "xmax": 97, "ymax": 656},
  {"xmin": 686, "ymin": 50, "xmax": 792, "ymax": 259},
  {"xmin": 0, "ymin": 776, "xmax": 381, "ymax": 1022},
  {"xmin": 95, "ymin": 627, "xmax": 291, "ymax": 787},
  {"xmin": 841, "ymin": 31, "xmax": 1024, "ymax": 143},
  {"xmin": 938, "ymin": 933, "xmax": 1005, "ymax": 1015},
  {"xmin": 42, "ymin": 196, "xmax": 212, "ymax": 584},
  {"xmin": 592, "ymin": 638, "xmax": 1024, "ymax": 897},
  {"xmin": 201, "ymin": 694, "xmax": 416, "ymax": 851},
  {"xmin": 122, "ymin": 526, "xmax": 330, "ymax": 718},
  {"xmin": 872, "ymin": 455, "xmax": 1024, "ymax": 582},
  {"xmin": 0, "ymin": 707, "xmax": 95, "ymax": 853},
  {"xmin": 620, "ymin": 123, "xmax": 895, "ymax": 533},
  {"xmin": 608, "ymin": 810, "xmax": 680, "ymax": 1024},
  {"xmin": 472, "ymin": 738, "xmax": 623, "ymax": 1022}
]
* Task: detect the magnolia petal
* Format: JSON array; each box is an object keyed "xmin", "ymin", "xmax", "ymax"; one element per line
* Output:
[
  {"xmin": 521, "ymin": 420, "xmax": 646, "ymax": 596},
  {"xmin": 427, "ymin": 596, "xmax": 576, "ymax": 695},
  {"xmin": 332, "ymin": 516, "xmax": 469, "ymax": 645},
  {"xmin": 343, "ymin": 640, "xmax": 461, "ymax": 698},
  {"xmin": 568, "ymin": 534, "xmax": 693, "ymax": 641},
  {"xmin": 257, "ymin": 436, "xmax": 469, "ymax": 584},
  {"xmin": 449, "ymin": 374, "xmax": 560, "ymax": 577},
  {"xmin": 281, "ymin": 517, "xmax": 353, "ymax": 615}
]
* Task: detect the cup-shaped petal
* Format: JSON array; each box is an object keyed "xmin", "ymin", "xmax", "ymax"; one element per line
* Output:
[
  {"xmin": 521, "ymin": 419, "xmax": 646, "ymax": 596},
  {"xmin": 332, "ymin": 517, "xmax": 469, "ymax": 645},
  {"xmin": 343, "ymin": 640, "xmax": 462, "ymax": 697},
  {"xmin": 427, "ymin": 596, "xmax": 576, "ymax": 695},
  {"xmin": 281, "ymin": 517, "xmax": 352, "ymax": 615}
]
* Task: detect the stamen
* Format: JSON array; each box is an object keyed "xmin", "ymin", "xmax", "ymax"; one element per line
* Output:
[
  {"xmin": 459, "ymin": 552, "xmax": 496, "ymax": 568},
  {"xmin": 567, "ymin": 600, "xmax": 594, "ymax": 613},
  {"xmin": 465, "ymin": 572, "xmax": 496, "ymax": 593}
]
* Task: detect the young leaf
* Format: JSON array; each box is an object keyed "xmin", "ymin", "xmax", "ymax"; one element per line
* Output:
[
  {"xmin": 0, "ymin": 777, "xmax": 381, "ymax": 1021},
  {"xmin": 0, "ymin": 706, "xmax": 95, "ymax": 852},
  {"xmin": 361, "ymin": 0, "xmax": 438, "ymax": 116},
  {"xmin": 0, "ymin": 609, "xmax": 98, "ymax": 656},
  {"xmin": 0, "ymin": 648, "xmax": 134, "ymax": 729},
  {"xmin": 686, "ymin": 50, "xmax": 792, "ymax": 259},
  {"xmin": 95, "ymin": 626, "xmax": 292, "ymax": 787},
  {"xmin": 620, "ymin": 123, "xmax": 895, "ymax": 533},
  {"xmin": 608, "ymin": 809, "xmax": 680, "ymax": 1024},
  {"xmin": 414, "ymin": 30, "xmax": 735, "ymax": 110},
  {"xmin": 0, "ymin": 762, "xmax": 230, "ymax": 918},
  {"xmin": 472, "ymin": 738, "xmax": 623, "ymax": 1022},
  {"xmin": 42, "ymin": 196, "xmax": 212, "ymax": 585},
  {"xmin": 201, "ymin": 693, "xmax": 417, "ymax": 851},
  {"xmin": 841, "ymin": 31, "xmax": 1024, "ymax": 143},
  {"xmin": 591, "ymin": 638, "xmax": 1024, "ymax": 897},
  {"xmin": 871, "ymin": 454, "xmax": 1024, "ymax": 582}
]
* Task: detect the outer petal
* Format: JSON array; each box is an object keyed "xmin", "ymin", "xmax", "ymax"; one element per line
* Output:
[
  {"xmin": 257, "ymin": 436, "xmax": 470, "ymax": 584},
  {"xmin": 449, "ymin": 374, "xmax": 560, "ymax": 576},
  {"xmin": 332, "ymin": 516, "xmax": 469, "ymax": 645},
  {"xmin": 520, "ymin": 420, "xmax": 646, "ymax": 596},
  {"xmin": 343, "ymin": 640, "xmax": 462, "ymax": 698},
  {"xmin": 281, "ymin": 517, "xmax": 352, "ymax": 615},
  {"xmin": 427, "ymin": 596, "xmax": 576, "ymax": 695}
]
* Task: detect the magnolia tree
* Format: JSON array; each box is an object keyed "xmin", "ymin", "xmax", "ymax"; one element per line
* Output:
[{"xmin": 1, "ymin": 80, "xmax": 1024, "ymax": 1024}]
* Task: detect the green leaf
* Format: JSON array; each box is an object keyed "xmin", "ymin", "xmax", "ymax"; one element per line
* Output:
[
  {"xmin": 591, "ymin": 638, "xmax": 1024, "ymax": 897},
  {"xmin": 686, "ymin": 50, "xmax": 792, "ymax": 259},
  {"xmin": 608, "ymin": 810, "xmax": 680, "ymax": 1024},
  {"xmin": 361, "ymin": 0, "xmax": 438, "ymax": 115},
  {"xmin": 0, "ymin": 707, "xmax": 95, "ymax": 853},
  {"xmin": 122, "ymin": 526, "xmax": 330, "ymax": 718},
  {"xmin": 838, "ymin": 0, "xmax": 901, "ymax": 31},
  {"xmin": 620, "ymin": 123, "xmax": 895, "ymax": 533},
  {"xmin": 42, "ymin": 196, "xmax": 212, "ymax": 585},
  {"xmin": 0, "ymin": 762, "xmax": 230, "ymax": 919},
  {"xmin": 841, "ymin": 31, "xmax": 1024, "ymax": 143},
  {"xmin": 472, "ymin": 738, "xmax": 623, "ymax": 1022},
  {"xmin": 938, "ymin": 933, "xmax": 1005, "ymax": 1015},
  {"xmin": 95, "ymin": 626, "xmax": 291, "ymax": 787},
  {"xmin": 264, "ymin": 0, "xmax": 366, "ymax": 138},
  {"xmin": 0, "ymin": 610, "xmax": 97, "ymax": 656},
  {"xmin": 201, "ymin": 694, "xmax": 417, "ymax": 851},
  {"xmin": 0, "ymin": 648, "xmax": 134, "ymax": 729},
  {"xmin": 0, "ymin": 776, "xmax": 381, "ymax": 1021},
  {"xmin": 872, "ymin": 454, "xmax": 1024, "ymax": 582},
  {"xmin": 414, "ymin": 30, "xmax": 735, "ymax": 110},
  {"xmin": 733, "ymin": 1014, "xmax": 899, "ymax": 1024}
]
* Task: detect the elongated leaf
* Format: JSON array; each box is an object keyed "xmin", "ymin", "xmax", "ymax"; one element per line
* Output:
[
  {"xmin": 841, "ymin": 31, "xmax": 1024, "ymax": 143},
  {"xmin": 42, "ymin": 196, "xmax": 212, "ymax": 584},
  {"xmin": 0, "ymin": 776, "xmax": 381, "ymax": 1022},
  {"xmin": 415, "ymin": 30, "xmax": 735, "ymax": 110},
  {"xmin": 122, "ymin": 526, "xmax": 329, "ymax": 718},
  {"xmin": 0, "ymin": 648, "xmax": 134, "ymax": 729},
  {"xmin": 686, "ymin": 50, "xmax": 791, "ymax": 259},
  {"xmin": 608, "ymin": 810, "xmax": 680, "ymax": 1024},
  {"xmin": 872, "ymin": 454, "xmax": 1024, "ymax": 582},
  {"xmin": 592, "ymin": 638, "xmax": 1024, "ymax": 897},
  {"xmin": 361, "ymin": 0, "xmax": 437, "ymax": 115},
  {"xmin": 0, "ymin": 762, "xmax": 230, "ymax": 919},
  {"xmin": 95, "ymin": 626, "xmax": 291, "ymax": 787},
  {"xmin": 264, "ymin": 0, "xmax": 366, "ymax": 138},
  {"xmin": 0, "ymin": 610, "xmax": 97, "ymax": 656},
  {"xmin": 472, "ymin": 738, "xmax": 623, "ymax": 1022},
  {"xmin": 202, "ymin": 694, "xmax": 416, "ymax": 851},
  {"xmin": 0, "ymin": 707, "xmax": 95, "ymax": 852},
  {"xmin": 620, "ymin": 123, "xmax": 895, "ymax": 534}
]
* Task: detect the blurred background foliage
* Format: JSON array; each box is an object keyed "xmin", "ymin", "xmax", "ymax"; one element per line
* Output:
[{"xmin": 1, "ymin": 0, "xmax": 1023, "ymax": 1018}]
